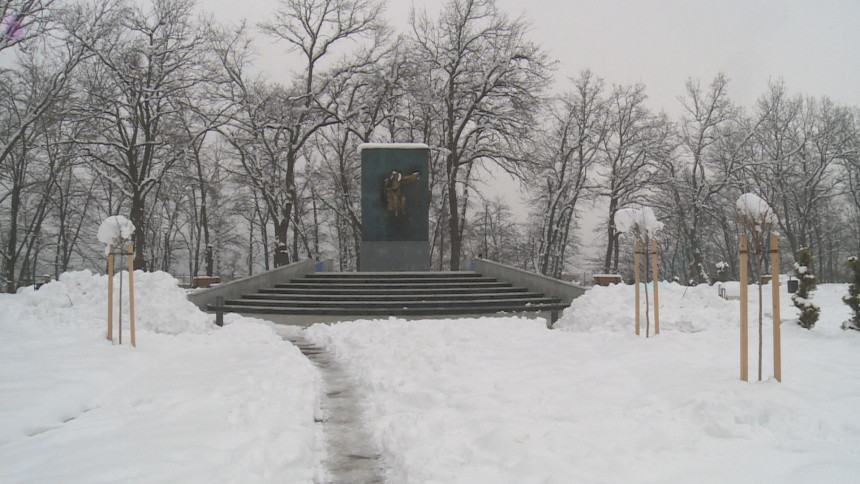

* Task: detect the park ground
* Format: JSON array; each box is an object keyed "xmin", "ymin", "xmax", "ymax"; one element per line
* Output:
[{"xmin": 1, "ymin": 271, "xmax": 859, "ymax": 483}]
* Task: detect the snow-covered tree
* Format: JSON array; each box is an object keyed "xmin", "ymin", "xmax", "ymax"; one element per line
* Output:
[
  {"xmin": 598, "ymin": 83, "xmax": 670, "ymax": 274},
  {"xmin": 0, "ymin": 0, "xmax": 112, "ymax": 290},
  {"xmin": 843, "ymin": 256, "xmax": 860, "ymax": 331},
  {"xmin": 615, "ymin": 206, "xmax": 663, "ymax": 337},
  {"xmin": 217, "ymin": 0, "xmax": 387, "ymax": 268},
  {"xmin": 0, "ymin": 0, "xmax": 56, "ymax": 52},
  {"xmin": 748, "ymin": 82, "xmax": 852, "ymax": 260},
  {"xmin": 656, "ymin": 73, "xmax": 742, "ymax": 285},
  {"xmin": 735, "ymin": 192, "xmax": 778, "ymax": 381},
  {"xmin": 791, "ymin": 247, "xmax": 820, "ymax": 329},
  {"xmin": 408, "ymin": 0, "xmax": 553, "ymax": 270},
  {"xmin": 70, "ymin": 0, "xmax": 206, "ymax": 270},
  {"xmin": 528, "ymin": 70, "xmax": 607, "ymax": 278}
]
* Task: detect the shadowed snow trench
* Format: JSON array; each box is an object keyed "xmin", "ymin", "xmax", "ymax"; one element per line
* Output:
[{"xmin": 285, "ymin": 334, "xmax": 386, "ymax": 483}]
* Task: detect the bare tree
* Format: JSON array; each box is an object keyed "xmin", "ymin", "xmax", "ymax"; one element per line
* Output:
[
  {"xmin": 69, "ymin": 0, "xmax": 206, "ymax": 270},
  {"xmin": 409, "ymin": 0, "xmax": 552, "ymax": 270},
  {"xmin": 529, "ymin": 70, "xmax": 607, "ymax": 277},
  {"xmin": 465, "ymin": 197, "xmax": 523, "ymax": 266},
  {"xmin": 655, "ymin": 74, "xmax": 743, "ymax": 284},
  {"xmin": 746, "ymin": 82, "xmax": 856, "ymax": 271},
  {"xmin": 237, "ymin": 0, "xmax": 386, "ymax": 267},
  {"xmin": 0, "ymin": 0, "xmax": 105, "ymax": 176},
  {"xmin": 0, "ymin": 1, "xmax": 108, "ymax": 290},
  {"xmin": 0, "ymin": 0, "xmax": 55, "ymax": 52},
  {"xmin": 597, "ymin": 83, "xmax": 670, "ymax": 273}
]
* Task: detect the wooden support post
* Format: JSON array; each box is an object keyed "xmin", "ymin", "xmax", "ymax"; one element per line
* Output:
[
  {"xmin": 770, "ymin": 234, "xmax": 781, "ymax": 382},
  {"xmin": 652, "ymin": 239, "xmax": 660, "ymax": 335},
  {"xmin": 107, "ymin": 244, "xmax": 114, "ymax": 343},
  {"xmin": 128, "ymin": 244, "xmax": 136, "ymax": 348},
  {"xmin": 740, "ymin": 235, "xmax": 749, "ymax": 382},
  {"xmin": 634, "ymin": 240, "xmax": 640, "ymax": 336}
]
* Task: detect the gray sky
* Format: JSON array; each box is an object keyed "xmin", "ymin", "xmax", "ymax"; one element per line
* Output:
[{"xmin": 203, "ymin": 0, "xmax": 860, "ymax": 116}]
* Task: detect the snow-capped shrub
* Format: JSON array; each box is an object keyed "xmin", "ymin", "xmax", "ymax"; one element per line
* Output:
[
  {"xmin": 843, "ymin": 256, "xmax": 860, "ymax": 331},
  {"xmin": 715, "ymin": 261, "xmax": 730, "ymax": 283},
  {"xmin": 791, "ymin": 248, "xmax": 820, "ymax": 329}
]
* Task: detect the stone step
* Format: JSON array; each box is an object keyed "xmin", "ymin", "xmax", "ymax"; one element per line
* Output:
[
  {"xmin": 223, "ymin": 296, "xmax": 562, "ymax": 309},
  {"xmin": 215, "ymin": 302, "xmax": 567, "ymax": 317},
  {"xmin": 242, "ymin": 291, "xmax": 547, "ymax": 302},
  {"xmin": 209, "ymin": 270, "xmax": 567, "ymax": 324},
  {"xmin": 295, "ymin": 275, "xmax": 491, "ymax": 284},
  {"xmin": 304, "ymin": 271, "xmax": 477, "ymax": 279},
  {"xmin": 274, "ymin": 280, "xmax": 511, "ymax": 290},
  {"xmin": 259, "ymin": 286, "xmax": 530, "ymax": 296}
]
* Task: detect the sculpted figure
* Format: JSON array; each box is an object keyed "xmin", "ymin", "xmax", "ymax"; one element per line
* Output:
[{"xmin": 383, "ymin": 170, "xmax": 420, "ymax": 216}]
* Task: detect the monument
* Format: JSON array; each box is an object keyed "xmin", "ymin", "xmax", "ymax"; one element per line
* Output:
[{"xmin": 359, "ymin": 143, "xmax": 431, "ymax": 271}]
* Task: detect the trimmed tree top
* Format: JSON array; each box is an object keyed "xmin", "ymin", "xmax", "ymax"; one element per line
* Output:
[
  {"xmin": 98, "ymin": 216, "xmax": 135, "ymax": 251},
  {"xmin": 615, "ymin": 207, "xmax": 663, "ymax": 239},
  {"xmin": 736, "ymin": 193, "xmax": 778, "ymax": 233}
]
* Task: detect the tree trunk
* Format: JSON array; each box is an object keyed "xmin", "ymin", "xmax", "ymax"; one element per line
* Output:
[
  {"xmin": 130, "ymin": 192, "xmax": 146, "ymax": 271},
  {"xmin": 447, "ymin": 156, "xmax": 461, "ymax": 271},
  {"xmin": 603, "ymin": 197, "xmax": 618, "ymax": 273},
  {"xmin": 4, "ymin": 180, "xmax": 21, "ymax": 292},
  {"xmin": 274, "ymin": 217, "xmax": 289, "ymax": 267}
]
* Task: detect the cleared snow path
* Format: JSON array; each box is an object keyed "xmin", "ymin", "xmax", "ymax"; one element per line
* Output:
[{"xmin": 285, "ymin": 333, "xmax": 386, "ymax": 483}]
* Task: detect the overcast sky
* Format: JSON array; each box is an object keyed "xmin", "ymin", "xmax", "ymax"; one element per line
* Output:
[{"xmin": 202, "ymin": 0, "xmax": 860, "ymax": 116}]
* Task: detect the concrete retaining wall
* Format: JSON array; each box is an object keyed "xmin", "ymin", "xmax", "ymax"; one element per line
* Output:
[
  {"xmin": 187, "ymin": 259, "xmax": 328, "ymax": 311},
  {"xmin": 472, "ymin": 259, "xmax": 587, "ymax": 304}
]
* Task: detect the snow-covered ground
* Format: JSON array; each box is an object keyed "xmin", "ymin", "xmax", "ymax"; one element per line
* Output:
[
  {"xmin": 2, "ymin": 271, "xmax": 859, "ymax": 483},
  {"xmin": 0, "ymin": 271, "xmax": 321, "ymax": 483}
]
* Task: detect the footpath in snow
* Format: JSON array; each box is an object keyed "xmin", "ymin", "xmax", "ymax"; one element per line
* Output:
[{"xmin": 2, "ymin": 271, "xmax": 860, "ymax": 483}]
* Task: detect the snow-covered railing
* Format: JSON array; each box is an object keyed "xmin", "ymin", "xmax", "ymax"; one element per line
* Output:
[{"xmin": 471, "ymin": 259, "xmax": 586, "ymax": 305}]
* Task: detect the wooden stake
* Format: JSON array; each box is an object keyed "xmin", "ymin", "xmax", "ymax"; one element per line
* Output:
[
  {"xmin": 634, "ymin": 240, "xmax": 640, "ymax": 336},
  {"xmin": 770, "ymin": 234, "xmax": 781, "ymax": 382},
  {"xmin": 107, "ymin": 244, "xmax": 114, "ymax": 343},
  {"xmin": 740, "ymin": 235, "xmax": 749, "ymax": 382},
  {"xmin": 128, "ymin": 244, "xmax": 136, "ymax": 348},
  {"xmin": 652, "ymin": 239, "xmax": 659, "ymax": 335},
  {"xmin": 118, "ymin": 250, "xmax": 123, "ymax": 345}
]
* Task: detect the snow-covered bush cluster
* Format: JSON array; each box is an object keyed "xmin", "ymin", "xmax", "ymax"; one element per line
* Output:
[
  {"xmin": 715, "ymin": 261, "xmax": 730, "ymax": 283},
  {"xmin": 844, "ymin": 256, "xmax": 860, "ymax": 331},
  {"xmin": 792, "ymin": 248, "xmax": 820, "ymax": 329}
]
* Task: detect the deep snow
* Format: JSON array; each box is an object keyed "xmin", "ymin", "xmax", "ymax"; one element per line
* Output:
[
  {"xmin": 0, "ymin": 271, "xmax": 320, "ymax": 483},
  {"xmin": 2, "ymin": 271, "xmax": 859, "ymax": 483}
]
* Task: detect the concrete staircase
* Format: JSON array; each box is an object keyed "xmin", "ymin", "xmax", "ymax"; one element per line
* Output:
[{"xmin": 209, "ymin": 271, "xmax": 569, "ymax": 324}]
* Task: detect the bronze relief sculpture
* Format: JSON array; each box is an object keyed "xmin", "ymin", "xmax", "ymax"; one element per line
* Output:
[{"xmin": 383, "ymin": 170, "xmax": 420, "ymax": 216}]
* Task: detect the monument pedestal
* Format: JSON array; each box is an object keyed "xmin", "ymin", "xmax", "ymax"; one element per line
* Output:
[
  {"xmin": 359, "ymin": 144, "xmax": 431, "ymax": 272},
  {"xmin": 360, "ymin": 241, "xmax": 430, "ymax": 272}
]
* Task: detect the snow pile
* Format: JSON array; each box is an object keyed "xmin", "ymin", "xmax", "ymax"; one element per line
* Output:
[
  {"xmin": 736, "ymin": 193, "xmax": 778, "ymax": 231},
  {"xmin": 97, "ymin": 215, "xmax": 135, "ymax": 253},
  {"xmin": 556, "ymin": 281, "xmax": 741, "ymax": 333},
  {"xmin": 615, "ymin": 206, "xmax": 663, "ymax": 237},
  {"xmin": 0, "ymin": 271, "xmax": 320, "ymax": 483},
  {"xmin": 12, "ymin": 270, "xmax": 212, "ymax": 334}
]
